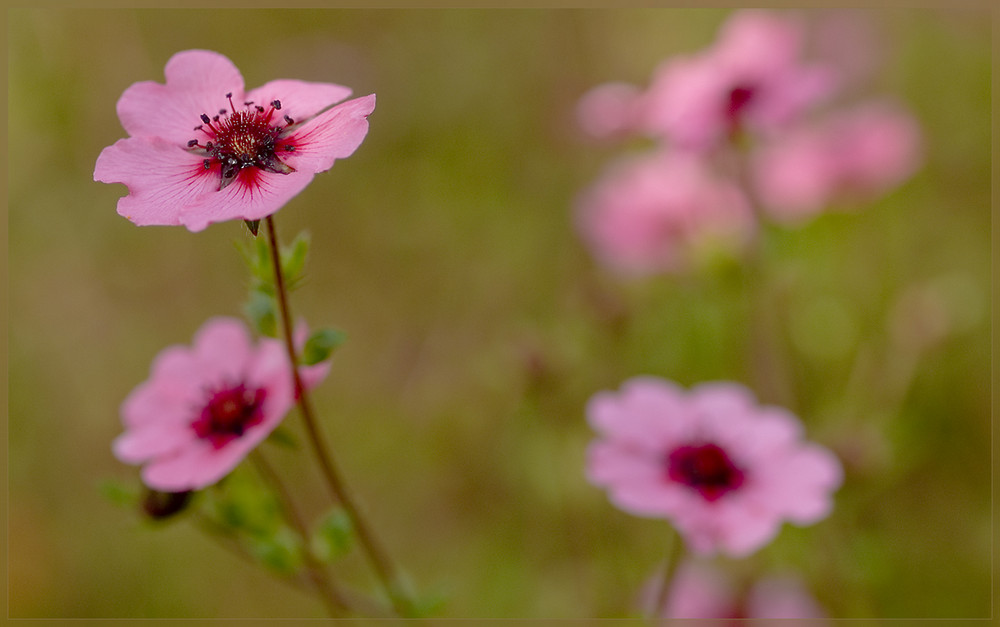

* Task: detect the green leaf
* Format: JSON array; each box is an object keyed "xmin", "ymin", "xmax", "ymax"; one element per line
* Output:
[
  {"xmin": 310, "ymin": 508, "xmax": 354, "ymax": 563},
  {"xmin": 244, "ymin": 290, "xmax": 278, "ymax": 338},
  {"xmin": 280, "ymin": 231, "xmax": 311, "ymax": 288},
  {"xmin": 301, "ymin": 328, "xmax": 347, "ymax": 365},
  {"xmin": 98, "ymin": 478, "xmax": 140, "ymax": 508},
  {"xmin": 248, "ymin": 526, "xmax": 303, "ymax": 575}
]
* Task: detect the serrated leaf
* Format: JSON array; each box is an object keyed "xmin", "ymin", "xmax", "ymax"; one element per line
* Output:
[
  {"xmin": 302, "ymin": 328, "xmax": 347, "ymax": 365},
  {"xmin": 310, "ymin": 508, "xmax": 354, "ymax": 563},
  {"xmin": 280, "ymin": 231, "xmax": 311, "ymax": 286}
]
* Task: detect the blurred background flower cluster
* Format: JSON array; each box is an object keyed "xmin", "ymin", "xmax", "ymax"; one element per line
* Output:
[{"xmin": 7, "ymin": 8, "xmax": 990, "ymax": 619}]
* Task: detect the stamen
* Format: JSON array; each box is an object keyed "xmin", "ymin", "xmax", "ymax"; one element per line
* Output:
[
  {"xmin": 187, "ymin": 139, "xmax": 199, "ymax": 147},
  {"xmin": 283, "ymin": 115, "xmax": 294, "ymax": 125},
  {"xmin": 271, "ymin": 100, "xmax": 282, "ymax": 110}
]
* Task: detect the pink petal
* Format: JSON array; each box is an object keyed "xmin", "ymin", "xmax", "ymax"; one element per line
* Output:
[
  {"xmin": 113, "ymin": 421, "xmax": 195, "ymax": 464},
  {"xmin": 179, "ymin": 168, "xmax": 317, "ymax": 231},
  {"xmin": 116, "ymin": 49, "xmax": 245, "ymax": 144},
  {"xmin": 94, "ymin": 136, "xmax": 219, "ymax": 227},
  {"xmin": 192, "ymin": 317, "xmax": 254, "ymax": 382},
  {"xmin": 245, "ymin": 79, "xmax": 354, "ymax": 125},
  {"xmin": 283, "ymin": 94, "xmax": 376, "ymax": 174}
]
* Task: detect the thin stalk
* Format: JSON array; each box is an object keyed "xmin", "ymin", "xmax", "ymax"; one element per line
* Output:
[
  {"xmin": 648, "ymin": 528, "xmax": 685, "ymax": 622},
  {"xmin": 263, "ymin": 215, "xmax": 414, "ymax": 617},
  {"xmin": 249, "ymin": 450, "xmax": 352, "ymax": 617},
  {"xmin": 727, "ymin": 141, "xmax": 797, "ymax": 410}
]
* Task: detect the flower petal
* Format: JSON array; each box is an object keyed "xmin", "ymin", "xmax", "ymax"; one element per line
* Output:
[
  {"xmin": 116, "ymin": 49, "xmax": 245, "ymax": 144},
  {"xmin": 245, "ymin": 79, "xmax": 353, "ymax": 125},
  {"xmin": 179, "ymin": 168, "xmax": 317, "ymax": 231},
  {"xmin": 283, "ymin": 94, "xmax": 376, "ymax": 174},
  {"xmin": 95, "ymin": 136, "xmax": 219, "ymax": 227}
]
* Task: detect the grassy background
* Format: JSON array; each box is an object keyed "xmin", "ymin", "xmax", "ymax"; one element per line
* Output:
[{"xmin": 7, "ymin": 8, "xmax": 991, "ymax": 619}]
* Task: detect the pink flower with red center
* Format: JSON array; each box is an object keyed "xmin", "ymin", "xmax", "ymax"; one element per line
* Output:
[
  {"xmin": 575, "ymin": 150, "xmax": 755, "ymax": 276},
  {"xmin": 114, "ymin": 317, "xmax": 330, "ymax": 491},
  {"xmin": 752, "ymin": 100, "xmax": 923, "ymax": 223},
  {"xmin": 637, "ymin": 10, "xmax": 837, "ymax": 150},
  {"xmin": 95, "ymin": 49, "xmax": 376, "ymax": 232},
  {"xmin": 650, "ymin": 559, "xmax": 828, "ymax": 621},
  {"xmin": 586, "ymin": 377, "xmax": 842, "ymax": 557}
]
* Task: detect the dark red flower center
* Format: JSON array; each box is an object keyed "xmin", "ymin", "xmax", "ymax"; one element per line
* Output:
[
  {"xmin": 191, "ymin": 382, "xmax": 267, "ymax": 449},
  {"xmin": 724, "ymin": 84, "xmax": 757, "ymax": 133},
  {"xmin": 666, "ymin": 442, "xmax": 745, "ymax": 502},
  {"xmin": 187, "ymin": 94, "xmax": 298, "ymax": 190}
]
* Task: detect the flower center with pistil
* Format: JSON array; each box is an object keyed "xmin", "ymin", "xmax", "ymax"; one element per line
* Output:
[
  {"xmin": 666, "ymin": 442, "xmax": 745, "ymax": 502},
  {"xmin": 187, "ymin": 93, "xmax": 298, "ymax": 190},
  {"xmin": 191, "ymin": 382, "xmax": 267, "ymax": 449}
]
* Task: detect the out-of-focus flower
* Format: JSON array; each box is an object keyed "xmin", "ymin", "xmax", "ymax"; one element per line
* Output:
[
  {"xmin": 575, "ymin": 150, "xmax": 754, "ymax": 276},
  {"xmin": 114, "ymin": 317, "xmax": 330, "ymax": 491},
  {"xmin": 753, "ymin": 100, "xmax": 922, "ymax": 222},
  {"xmin": 637, "ymin": 10, "xmax": 837, "ymax": 149},
  {"xmin": 95, "ymin": 49, "xmax": 375, "ymax": 232},
  {"xmin": 585, "ymin": 377, "xmax": 842, "ymax": 557},
  {"xmin": 576, "ymin": 82, "xmax": 644, "ymax": 140},
  {"xmin": 652, "ymin": 559, "xmax": 828, "ymax": 622}
]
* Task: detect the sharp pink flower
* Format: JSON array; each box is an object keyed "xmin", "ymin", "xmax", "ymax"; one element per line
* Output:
[
  {"xmin": 652, "ymin": 559, "xmax": 828, "ymax": 621},
  {"xmin": 752, "ymin": 100, "xmax": 923, "ymax": 223},
  {"xmin": 575, "ymin": 150, "xmax": 755, "ymax": 276},
  {"xmin": 586, "ymin": 377, "xmax": 842, "ymax": 557},
  {"xmin": 95, "ymin": 49, "xmax": 375, "ymax": 232},
  {"xmin": 113, "ymin": 317, "xmax": 331, "ymax": 491},
  {"xmin": 637, "ymin": 10, "xmax": 837, "ymax": 149}
]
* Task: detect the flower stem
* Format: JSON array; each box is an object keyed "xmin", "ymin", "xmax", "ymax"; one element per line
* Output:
[
  {"xmin": 648, "ymin": 527, "xmax": 684, "ymax": 621},
  {"xmin": 263, "ymin": 215, "xmax": 414, "ymax": 617},
  {"xmin": 249, "ymin": 450, "xmax": 352, "ymax": 617}
]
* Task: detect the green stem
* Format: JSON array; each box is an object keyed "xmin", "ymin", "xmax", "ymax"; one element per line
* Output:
[
  {"xmin": 263, "ymin": 215, "xmax": 414, "ymax": 617},
  {"xmin": 249, "ymin": 450, "xmax": 352, "ymax": 617},
  {"xmin": 648, "ymin": 528, "xmax": 685, "ymax": 621}
]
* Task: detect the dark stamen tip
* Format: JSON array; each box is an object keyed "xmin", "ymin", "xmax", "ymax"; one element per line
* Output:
[
  {"xmin": 219, "ymin": 108, "xmax": 227, "ymax": 115},
  {"xmin": 271, "ymin": 100, "xmax": 282, "ymax": 109},
  {"xmin": 225, "ymin": 92, "xmax": 232, "ymax": 98},
  {"xmin": 283, "ymin": 115, "xmax": 294, "ymax": 125},
  {"xmin": 187, "ymin": 139, "xmax": 199, "ymax": 147},
  {"xmin": 200, "ymin": 114, "xmax": 211, "ymax": 124}
]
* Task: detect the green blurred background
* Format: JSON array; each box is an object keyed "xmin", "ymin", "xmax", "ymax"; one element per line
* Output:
[{"xmin": 7, "ymin": 8, "xmax": 991, "ymax": 619}]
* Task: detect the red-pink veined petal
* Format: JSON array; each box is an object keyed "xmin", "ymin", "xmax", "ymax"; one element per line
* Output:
[
  {"xmin": 179, "ymin": 168, "xmax": 317, "ymax": 232},
  {"xmin": 283, "ymin": 94, "xmax": 376, "ymax": 174},
  {"xmin": 116, "ymin": 49, "xmax": 245, "ymax": 144},
  {"xmin": 245, "ymin": 79, "xmax": 353, "ymax": 125},
  {"xmin": 95, "ymin": 136, "xmax": 219, "ymax": 227}
]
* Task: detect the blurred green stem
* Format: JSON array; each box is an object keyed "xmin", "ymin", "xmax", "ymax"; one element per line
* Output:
[
  {"xmin": 264, "ymin": 215, "xmax": 414, "ymax": 617},
  {"xmin": 728, "ymin": 141, "xmax": 797, "ymax": 410},
  {"xmin": 249, "ymin": 450, "xmax": 354, "ymax": 617},
  {"xmin": 648, "ymin": 527, "xmax": 684, "ymax": 621}
]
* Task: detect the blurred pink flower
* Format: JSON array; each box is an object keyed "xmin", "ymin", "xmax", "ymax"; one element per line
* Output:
[
  {"xmin": 576, "ymin": 82, "xmax": 644, "ymax": 140},
  {"xmin": 114, "ymin": 317, "xmax": 329, "ymax": 491},
  {"xmin": 653, "ymin": 559, "xmax": 828, "ymax": 622},
  {"xmin": 753, "ymin": 100, "xmax": 922, "ymax": 223},
  {"xmin": 586, "ymin": 377, "xmax": 842, "ymax": 557},
  {"xmin": 575, "ymin": 150, "xmax": 754, "ymax": 276},
  {"xmin": 95, "ymin": 49, "xmax": 375, "ymax": 232},
  {"xmin": 638, "ymin": 10, "xmax": 837, "ymax": 149}
]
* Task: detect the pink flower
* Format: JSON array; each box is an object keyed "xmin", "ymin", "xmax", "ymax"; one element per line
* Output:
[
  {"xmin": 113, "ymin": 317, "xmax": 330, "ymax": 491},
  {"xmin": 95, "ymin": 49, "xmax": 375, "ymax": 232},
  {"xmin": 637, "ymin": 10, "xmax": 837, "ymax": 149},
  {"xmin": 753, "ymin": 100, "xmax": 922, "ymax": 223},
  {"xmin": 575, "ymin": 150, "xmax": 754, "ymax": 276},
  {"xmin": 586, "ymin": 377, "xmax": 842, "ymax": 557},
  {"xmin": 654, "ymin": 559, "xmax": 828, "ymax": 621},
  {"xmin": 576, "ymin": 82, "xmax": 644, "ymax": 140}
]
